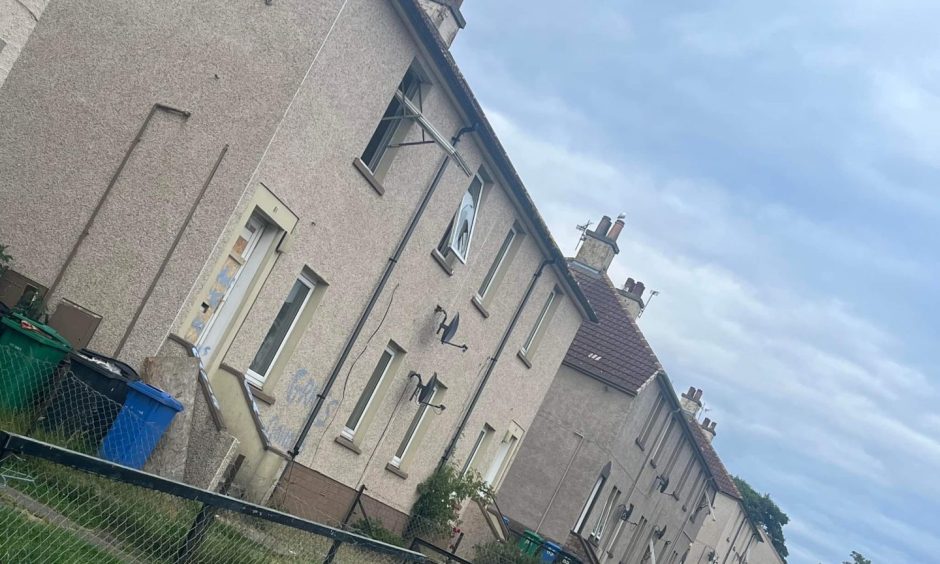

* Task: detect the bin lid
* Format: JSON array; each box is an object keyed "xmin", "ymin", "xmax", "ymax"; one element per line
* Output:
[
  {"xmin": 2, "ymin": 313, "xmax": 72, "ymax": 352},
  {"xmin": 543, "ymin": 541, "xmax": 562, "ymax": 550},
  {"xmin": 523, "ymin": 530, "xmax": 544, "ymax": 540},
  {"xmin": 71, "ymin": 349, "xmax": 141, "ymax": 381},
  {"xmin": 127, "ymin": 380, "xmax": 184, "ymax": 412}
]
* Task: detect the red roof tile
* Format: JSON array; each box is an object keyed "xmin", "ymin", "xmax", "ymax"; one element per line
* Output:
[
  {"xmin": 563, "ymin": 263, "xmax": 662, "ymax": 394},
  {"xmin": 686, "ymin": 414, "xmax": 741, "ymax": 499}
]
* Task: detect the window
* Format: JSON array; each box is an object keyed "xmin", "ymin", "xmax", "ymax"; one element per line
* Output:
[
  {"xmin": 482, "ymin": 434, "xmax": 518, "ymax": 489},
  {"xmin": 691, "ymin": 488, "xmax": 712, "ymax": 523},
  {"xmin": 650, "ymin": 419, "xmax": 675, "ymax": 467},
  {"xmin": 439, "ymin": 175, "xmax": 484, "ymax": 264},
  {"xmin": 589, "ymin": 486, "xmax": 621, "ymax": 543},
  {"xmin": 461, "ymin": 425, "xmax": 493, "ymax": 476},
  {"xmin": 246, "ymin": 271, "xmax": 316, "ymax": 386},
  {"xmin": 684, "ymin": 471, "xmax": 704, "ymax": 510},
  {"xmin": 662, "ymin": 434, "xmax": 683, "ymax": 476},
  {"xmin": 391, "ymin": 380, "xmax": 443, "ymax": 468},
  {"xmin": 622, "ymin": 516, "xmax": 648, "ymax": 563},
  {"xmin": 603, "ymin": 507, "xmax": 629, "ymax": 560},
  {"xmin": 521, "ymin": 289, "xmax": 558, "ymax": 357},
  {"xmin": 360, "ymin": 66, "xmax": 422, "ymax": 175},
  {"xmin": 637, "ymin": 398, "xmax": 665, "ymax": 449},
  {"xmin": 672, "ymin": 456, "xmax": 695, "ymax": 498},
  {"xmin": 343, "ymin": 345, "xmax": 399, "ymax": 439},
  {"xmin": 477, "ymin": 227, "xmax": 518, "ymax": 301},
  {"xmin": 574, "ymin": 462, "xmax": 611, "ymax": 534}
]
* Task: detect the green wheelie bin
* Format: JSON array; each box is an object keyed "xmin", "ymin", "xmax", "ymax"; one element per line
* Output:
[{"xmin": 0, "ymin": 313, "xmax": 72, "ymax": 411}]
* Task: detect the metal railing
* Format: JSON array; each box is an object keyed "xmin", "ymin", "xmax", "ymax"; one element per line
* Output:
[{"xmin": 0, "ymin": 431, "xmax": 427, "ymax": 563}]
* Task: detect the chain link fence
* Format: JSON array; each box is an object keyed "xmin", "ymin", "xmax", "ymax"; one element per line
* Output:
[{"xmin": 0, "ymin": 337, "xmax": 427, "ymax": 563}]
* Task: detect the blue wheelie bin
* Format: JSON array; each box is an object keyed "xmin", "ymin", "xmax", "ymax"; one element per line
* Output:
[
  {"xmin": 99, "ymin": 380, "xmax": 183, "ymax": 469},
  {"xmin": 539, "ymin": 541, "xmax": 562, "ymax": 562}
]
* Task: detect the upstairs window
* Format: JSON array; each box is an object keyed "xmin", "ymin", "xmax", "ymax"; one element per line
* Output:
[
  {"xmin": 360, "ymin": 66, "xmax": 423, "ymax": 176},
  {"xmin": 637, "ymin": 397, "xmax": 665, "ymax": 449},
  {"xmin": 589, "ymin": 485, "xmax": 621, "ymax": 543},
  {"xmin": 438, "ymin": 174, "xmax": 484, "ymax": 264},
  {"xmin": 477, "ymin": 225, "xmax": 523, "ymax": 304},
  {"xmin": 520, "ymin": 287, "xmax": 560, "ymax": 361}
]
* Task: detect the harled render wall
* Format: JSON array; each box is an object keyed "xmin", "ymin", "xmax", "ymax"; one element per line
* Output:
[{"xmin": 0, "ymin": 0, "xmax": 588, "ymax": 527}]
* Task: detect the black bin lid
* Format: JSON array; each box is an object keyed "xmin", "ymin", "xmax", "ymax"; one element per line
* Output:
[{"xmin": 69, "ymin": 349, "xmax": 141, "ymax": 382}]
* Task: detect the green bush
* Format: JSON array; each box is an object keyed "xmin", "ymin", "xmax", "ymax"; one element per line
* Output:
[
  {"xmin": 407, "ymin": 465, "xmax": 491, "ymax": 540},
  {"xmin": 473, "ymin": 540, "xmax": 541, "ymax": 564},
  {"xmin": 350, "ymin": 517, "xmax": 406, "ymax": 547}
]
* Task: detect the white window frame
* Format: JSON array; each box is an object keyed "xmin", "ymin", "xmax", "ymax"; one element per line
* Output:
[
  {"xmin": 342, "ymin": 346, "xmax": 397, "ymax": 439},
  {"xmin": 590, "ymin": 486, "xmax": 620, "ymax": 542},
  {"xmin": 482, "ymin": 434, "xmax": 518, "ymax": 488},
  {"xmin": 574, "ymin": 473, "xmax": 606, "ymax": 533},
  {"xmin": 477, "ymin": 227, "xmax": 517, "ymax": 300},
  {"xmin": 445, "ymin": 175, "xmax": 484, "ymax": 263},
  {"xmin": 390, "ymin": 384, "xmax": 437, "ymax": 468},
  {"xmin": 461, "ymin": 427, "xmax": 490, "ymax": 476},
  {"xmin": 245, "ymin": 272, "xmax": 316, "ymax": 386},
  {"xmin": 522, "ymin": 290, "xmax": 556, "ymax": 355}
]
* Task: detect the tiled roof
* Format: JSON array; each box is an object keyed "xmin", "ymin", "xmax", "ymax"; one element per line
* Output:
[
  {"xmin": 686, "ymin": 414, "xmax": 741, "ymax": 500},
  {"xmin": 562, "ymin": 263, "xmax": 662, "ymax": 394}
]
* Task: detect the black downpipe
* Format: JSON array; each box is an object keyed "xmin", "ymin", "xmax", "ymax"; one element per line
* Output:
[
  {"xmin": 290, "ymin": 125, "xmax": 476, "ymax": 458},
  {"xmin": 438, "ymin": 258, "xmax": 554, "ymax": 470}
]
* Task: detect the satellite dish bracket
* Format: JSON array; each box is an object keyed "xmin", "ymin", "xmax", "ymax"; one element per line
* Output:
[
  {"xmin": 434, "ymin": 305, "xmax": 468, "ymax": 352},
  {"xmin": 408, "ymin": 372, "xmax": 446, "ymax": 412}
]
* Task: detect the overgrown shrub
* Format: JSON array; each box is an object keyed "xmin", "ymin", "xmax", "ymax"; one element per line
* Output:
[
  {"xmin": 350, "ymin": 517, "xmax": 406, "ymax": 547},
  {"xmin": 406, "ymin": 465, "xmax": 491, "ymax": 540},
  {"xmin": 473, "ymin": 540, "xmax": 541, "ymax": 564}
]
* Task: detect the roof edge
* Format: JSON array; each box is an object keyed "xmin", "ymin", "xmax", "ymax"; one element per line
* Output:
[{"xmin": 393, "ymin": 0, "xmax": 597, "ymax": 323}]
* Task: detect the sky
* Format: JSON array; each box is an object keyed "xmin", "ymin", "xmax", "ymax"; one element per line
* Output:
[{"xmin": 452, "ymin": 2, "xmax": 939, "ymax": 563}]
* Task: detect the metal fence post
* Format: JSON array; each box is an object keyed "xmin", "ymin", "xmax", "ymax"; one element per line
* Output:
[
  {"xmin": 174, "ymin": 455, "xmax": 244, "ymax": 563},
  {"xmin": 324, "ymin": 484, "xmax": 367, "ymax": 564}
]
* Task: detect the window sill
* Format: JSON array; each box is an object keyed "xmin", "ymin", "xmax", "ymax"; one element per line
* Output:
[
  {"xmin": 670, "ymin": 493, "xmax": 680, "ymax": 501},
  {"xmin": 334, "ymin": 435, "xmax": 361, "ymax": 455},
  {"xmin": 635, "ymin": 438, "xmax": 646, "ymax": 450},
  {"xmin": 247, "ymin": 382, "xmax": 276, "ymax": 406},
  {"xmin": 353, "ymin": 157, "xmax": 385, "ymax": 196},
  {"xmin": 471, "ymin": 295, "xmax": 490, "ymax": 318},
  {"xmin": 430, "ymin": 248, "xmax": 454, "ymax": 276},
  {"xmin": 649, "ymin": 459, "xmax": 657, "ymax": 469},
  {"xmin": 385, "ymin": 462, "xmax": 409, "ymax": 480},
  {"xmin": 516, "ymin": 350, "xmax": 532, "ymax": 369}
]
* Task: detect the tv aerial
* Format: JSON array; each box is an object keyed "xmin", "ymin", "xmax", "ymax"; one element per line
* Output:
[
  {"xmin": 434, "ymin": 305, "xmax": 468, "ymax": 352},
  {"xmin": 409, "ymin": 372, "xmax": 446, "ymax": 412}
]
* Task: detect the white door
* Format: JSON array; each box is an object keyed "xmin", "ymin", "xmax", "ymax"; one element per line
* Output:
[{"xmin": 186, "ymin": 214, "xmax": 277, "ymax": 364}]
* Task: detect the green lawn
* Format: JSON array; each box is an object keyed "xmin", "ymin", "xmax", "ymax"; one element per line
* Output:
[{"xmin": 0, "ymin": 504, "xmax": 124, "ymax": 564}]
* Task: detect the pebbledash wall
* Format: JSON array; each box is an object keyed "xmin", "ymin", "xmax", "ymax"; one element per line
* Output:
[
  {"xmin": 489, "ymin": 219, "xmax": 722, "ymax": 564},
  {"xmin": 0, "ymin": 0, "xmax": 596, "ymax": 534}
]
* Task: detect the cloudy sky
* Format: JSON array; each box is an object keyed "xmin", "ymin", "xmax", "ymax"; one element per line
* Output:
[{"xmin": 452, "ymin": 1, "xmax": 938, "ymax": 562}]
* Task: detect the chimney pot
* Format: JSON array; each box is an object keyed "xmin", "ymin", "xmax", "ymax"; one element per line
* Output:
[
  {"xmin": 633, "ymin": 281, "xmax": 645, "ymax": 298},
  {"xmin": 710, "ymin": 421, "xmax": 718, "ymax": 432},
  {"xmin": 607, "ymin": 217, "xmax": 626, "ymax": 241},
  {"xmin": 596, "ymin": 216, "xmax": 613, "ymax": 237},
  {"xmin": 625, "ymin": 277, "xmax": 636, "ymax": 292},
  {"xmin": 684, "ymin": 386, "xmax": 695, "ymax": 398},
  {"xmin": 693, "ymin": 389, "xmax": 703, "ymax": 401}
]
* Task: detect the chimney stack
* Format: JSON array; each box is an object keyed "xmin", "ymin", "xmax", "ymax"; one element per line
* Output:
[
  {"xmin": 700, "ymin": 418, "xmax": 717, "ymax": 442},
  {"xmin": 616, "ymin": 275, "xmax": 647, "ymax": 320},
  {"xmin": 416, "ymin": 0, "xmax": 467, "ymax": 47},
  {"xmin": 607, "ymin": 215, "xmax": 626, "ymax": 241},
  {"xmin": 680, "ymin": 387, "xmax": 703, "ymax": 418},
  {"xmin": 573, "ymin": 213, "xmax": 623, "ymax": 273}
]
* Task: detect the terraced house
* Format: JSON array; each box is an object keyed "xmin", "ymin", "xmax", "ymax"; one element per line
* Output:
[
  {"xmin": 486, "ymin": 217, "xmax": 721, "ymax": 563},
  {"xmin": 0, "ymin": 0, "xmax": 599, "ymax": 540}
]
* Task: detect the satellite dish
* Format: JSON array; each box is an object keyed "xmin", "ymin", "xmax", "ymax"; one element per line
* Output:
[
  {"xmin": 418, "ymin": 373, "xmax": 438, "ymax": 404},
  {"xmin": 440, "ymin": 313, "xmax": 460, "ymax": 345},
  {"xmin": 409, "ymin": 371, "xmax": 446, "ymax": 412},
  {"xmin": 434, "ymin": 306, "xmax": 468, "ymax": 352}
]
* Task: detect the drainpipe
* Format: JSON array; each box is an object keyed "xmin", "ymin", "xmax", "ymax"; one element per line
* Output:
[
  {"xmin": 289, "ymin": 124, "xmax": 476, "ymax": 459},
  {"xmin": 536, "ymin": 432, "xmax": 583, "ymax": 533},
  {"xmin": 438, "ymin": 257, "xmax": 553, "ymax": 471}
]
